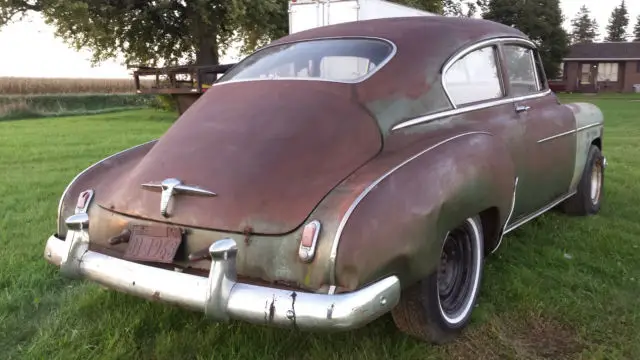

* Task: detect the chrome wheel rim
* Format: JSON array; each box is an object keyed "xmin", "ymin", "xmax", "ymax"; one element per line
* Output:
[
  {"xmin": 590, "ymin": 160, "xmax": 603, "ymax": 205},
  {"xmin": 437, "ymin": 218, "xmax": 482, "ymax": 325}
]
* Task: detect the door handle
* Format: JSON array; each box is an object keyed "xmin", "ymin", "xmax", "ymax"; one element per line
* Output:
[{"xmin": 515, "ymin": 104, "xmax": 531, "ymax": 113}]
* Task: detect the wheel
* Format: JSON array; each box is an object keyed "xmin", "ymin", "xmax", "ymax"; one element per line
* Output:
[
  {"xmin": 391, "ymin": 216, "xmax": 484, "ymax": 344},
  {"xmin": 560, "ymin": 145, "xmax": 605, "ymax": 216}
]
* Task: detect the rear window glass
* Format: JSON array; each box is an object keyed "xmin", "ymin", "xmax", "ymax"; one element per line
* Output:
[{"xmin": 218, "ymin": 38, "xmax": 394, "ymax": 83}]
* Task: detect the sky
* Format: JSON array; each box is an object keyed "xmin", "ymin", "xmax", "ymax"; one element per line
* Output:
[{"xmin": 0, "ymin": 0, "xmax": 638, "ymax": 79}]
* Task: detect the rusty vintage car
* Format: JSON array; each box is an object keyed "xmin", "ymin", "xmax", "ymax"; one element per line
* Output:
[{"xmin": 44, "ymin": 16, "xmax": 606, "ymax": 344}]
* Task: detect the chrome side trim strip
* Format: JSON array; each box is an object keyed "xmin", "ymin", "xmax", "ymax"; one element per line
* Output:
[
  {"xmin": 536, "ymin": 123, "xmax": 601, "ymax": 144},
  {"xmin": 537, "ymin": 129, "xmax": 576, "ymax": 144},
  {"xmin": 57, "ymin": 139, "xmax": 158, "ymax": 234},
  {"xmin": 327, "ymin": 131, "xmax": 492, "ymax": 286},
  {"xmin": 577, "ymin": 123, "xmax": 602, "ymax": 132},
  {"xmin": 491, "ymin": 176, "xmax": 518, "ymax": 254},
  {"xmin": 215, "ymin": 36, "xmax": 397, "ymax": 86},
  {"xmin": 504, "ymin": 191, "xmax": 576, "ymax": 234},
  {"xmin": 391, "ymin": 89, "xmax": 552, "ymax": 131}
]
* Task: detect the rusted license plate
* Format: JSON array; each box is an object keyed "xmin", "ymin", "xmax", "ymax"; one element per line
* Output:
[{"xmin": 123, "ymin": 225, "xmax": 182, "ymax": 263}]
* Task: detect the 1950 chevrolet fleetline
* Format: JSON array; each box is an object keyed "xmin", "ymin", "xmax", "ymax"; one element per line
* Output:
[{"xmin": 44, "ymin": 16, "xmax": 606, "ymax": 343}]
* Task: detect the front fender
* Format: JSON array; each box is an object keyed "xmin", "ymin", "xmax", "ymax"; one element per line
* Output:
[
  {"xmin": 332, "ymin": 132, "xmax": 516, "ymax": 291},
  {"xmin": 564, "ymin": 102, "xmax": 604, "ymax": 192},
  {"xmin": 56, "ymin": 140, "xmax": 158, "ymax": 237}
]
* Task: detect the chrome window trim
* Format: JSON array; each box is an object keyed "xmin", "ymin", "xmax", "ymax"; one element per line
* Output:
[
  {"xmin": 391, "ymin": 89, "xmax": 552, "ymax": 131},
  {"xmin": 395, "ymin": 37, "xmax": 549, "ymax": 132},
  {"xmin": 441, "ymin": 37, "xmax": 537, "ymax": 109},
  {"xmin": 57, "ymin": 139, "xmax": 158, "ymax": 233},
  {"xmin": 531, "ymin": 49, "xmax": 541, "ymax": 91},
  {"xmin": 441, "ymin": 44, "xmax": 505, "ymax": 109},
  {"xmin": 327, "ymin": 131, "xmax": 492, "ymax": 286},
  {"xmin": 214, "ymin": 36, "xmax": 398, "ymax": 86}
]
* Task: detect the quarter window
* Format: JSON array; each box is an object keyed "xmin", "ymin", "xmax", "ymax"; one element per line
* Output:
[
  {"xmin": 444, "ymin": 46, "xmax": 503, "ymax": 106},
  {"xmin": 503, "ymin": 45, "xmax": 539, "ymax": 96}
]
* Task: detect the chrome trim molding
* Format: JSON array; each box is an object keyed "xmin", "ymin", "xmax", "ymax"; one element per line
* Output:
[
  {"xmin": 57, "ymin": 139, "xmax": 158, "ymax": 234},
  {"xmin": 577, "ymin": 123, "xmax": 602, "ymax": 132},
  {"xmin": 328, "ymin": 131, "xmax": 492, "ymax": 285},
  {"xmin": 504, "ymin": 191, "xmax": 576, "ymax": 234},
  {"xmin": 215, "ymin": 36, "xmax": 398, "ymax": 86},
  {"xmin": 44, "ymin": 229, "xmax": 400, "ymax": 331},
  {"xmin": 391, "ymin": 90, "xmax": 552, "ymax": 131},
  {"xmin": 537, "ymin": 129, "xmax": 576, "ymax": 144},
  {"xmin": 492, "ymin": 176, "xmax": 518, "ymax": 254}
]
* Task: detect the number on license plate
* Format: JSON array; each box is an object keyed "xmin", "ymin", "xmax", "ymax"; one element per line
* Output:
[{"xmin": 123, "ymin": 225, "xmax": 182, "ymax": 263}]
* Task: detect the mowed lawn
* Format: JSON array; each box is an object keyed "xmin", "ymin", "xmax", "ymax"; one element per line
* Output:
[{"xmin": 1, "ymin": 98, "xmax": 639, "ymax": 360}]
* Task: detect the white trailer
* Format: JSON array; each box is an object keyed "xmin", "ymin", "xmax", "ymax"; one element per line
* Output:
[{"xmin": 288, "ymin": 0, "xmax": 437, "ymax": 34}]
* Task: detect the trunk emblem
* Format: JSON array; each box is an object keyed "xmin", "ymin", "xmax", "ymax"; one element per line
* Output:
[{"xmin": 141, "ymin": 178, "xmax": 216, "ymax": 217}]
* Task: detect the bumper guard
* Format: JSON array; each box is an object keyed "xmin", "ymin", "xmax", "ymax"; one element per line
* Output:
[{"xmin": 44, "ymin": 213, "xmax": 401, "ymax": 331}]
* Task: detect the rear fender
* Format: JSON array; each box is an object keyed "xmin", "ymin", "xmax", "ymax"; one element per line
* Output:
[
  {"xmin": 56, "ymin": 140, "xmax": 157, "ymax": 237},
  {"xmin": 332, "ymin": 132, "xmax": 516, "ymax": 291}
]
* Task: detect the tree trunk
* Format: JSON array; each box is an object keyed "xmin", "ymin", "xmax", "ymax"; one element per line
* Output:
[
  {"xmin": 195, "ymin": 35, "xmax": 219, "ymax": 66},
  {"xmin": 188, "ymin": 0, "xmax": 219, "ymax": 84}
]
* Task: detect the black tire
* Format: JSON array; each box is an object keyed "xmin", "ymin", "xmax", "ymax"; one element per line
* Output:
[
  {"xmin": 391, "ymin": 216, "xmax": 484, "ymax": 344},
  {"xmin": 560, "ymin": 145, "xmax": 604, "ymax": 216}
]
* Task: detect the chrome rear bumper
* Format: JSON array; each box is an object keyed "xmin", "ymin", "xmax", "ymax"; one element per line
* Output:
[{"xmin": 44, "ymin": 213, "xmax": 400, "ymax": 331}]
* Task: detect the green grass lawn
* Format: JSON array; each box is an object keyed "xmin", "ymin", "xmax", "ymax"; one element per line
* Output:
[{"xmin": 1, "ymin": 100, "xmax": 639, "ymax": 359}]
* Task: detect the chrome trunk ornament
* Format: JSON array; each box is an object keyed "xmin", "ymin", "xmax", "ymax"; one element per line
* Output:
[{"xmin": 141, "ymin": 178, "xmax": 216, "ymax": 217}]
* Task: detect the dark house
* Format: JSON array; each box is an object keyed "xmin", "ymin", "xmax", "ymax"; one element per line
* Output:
[{"xmin": 562, "ymin": 42, "xmax": 640, "ymax": 93}]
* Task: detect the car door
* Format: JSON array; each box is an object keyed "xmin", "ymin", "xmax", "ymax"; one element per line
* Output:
[{"xmin": 501, "ymin": 43, "xmax": 576, "ymax": 218}]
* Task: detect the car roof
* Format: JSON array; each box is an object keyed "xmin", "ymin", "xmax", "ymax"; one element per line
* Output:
[
  {"xmin": 266, "ymin": 17, "xmax": 530, "ymax": 134},
  {"xmin": 270, "ymin": 16, "xmax": 528, "ymax": 70}
]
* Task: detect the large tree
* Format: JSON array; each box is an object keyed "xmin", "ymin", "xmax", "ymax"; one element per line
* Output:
[
  {"xmin": 443, "ymin": 0, "xmax": 488, "ymax": 17},
  {"xmin": 633, "ymin": 15, "xmax": 640, "ymax": 42},
  {"xmin": 0, "ymin": 0, "xmax": 444, "ymax": 68},
  {"xmin": 605, "ymin": 0, "xmax": 629, "ymax": 42},
  {"xmin": 570, "ymin": 5, "xmax": 599, "ymax": 44},
  {"xmin": 0, "ymin": 0, "xmax": 289, "ymax": 67},
  {"xmin": 483, "ymin": 0, "xmax": 569, "ymax": 80}
]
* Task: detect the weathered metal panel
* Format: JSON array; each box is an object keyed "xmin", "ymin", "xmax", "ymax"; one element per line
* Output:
[
  {"xmin": 565, "ymin": 102, "xmax": 604, "ymax": 191},
  {"xmin": 94, "ymin": 81, "xmax": 382, "ymax": 235}
]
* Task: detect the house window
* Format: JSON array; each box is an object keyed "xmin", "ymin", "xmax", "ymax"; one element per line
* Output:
[
  {"xmin": 597, "ymin": 63, "xmax": 619, "ymax": 82},
  {"xmin": 444, "ymin": 46, "xmax": 503, "ymax": 106},
  {"xmin": 636, "ymin": 61, "xmax": 640, "ymax": 73}
]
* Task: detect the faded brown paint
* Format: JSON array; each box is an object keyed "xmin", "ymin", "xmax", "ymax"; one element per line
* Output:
[
  {"xmin": 55, "ymin": 16, "xmax": 592, "ymax": 293},
  {"xmin": 95, "ymin": 81, "xmax": 381, "ymax": 235}
]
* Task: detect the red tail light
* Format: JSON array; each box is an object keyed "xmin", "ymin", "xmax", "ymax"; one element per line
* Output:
[
  {"xmin": 75, "ymin": 190, "xmax": 94, "ymax": 214},
  {"xmin": 299, "ymin": 220, "xmax": 321, "ymax": 262}
]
